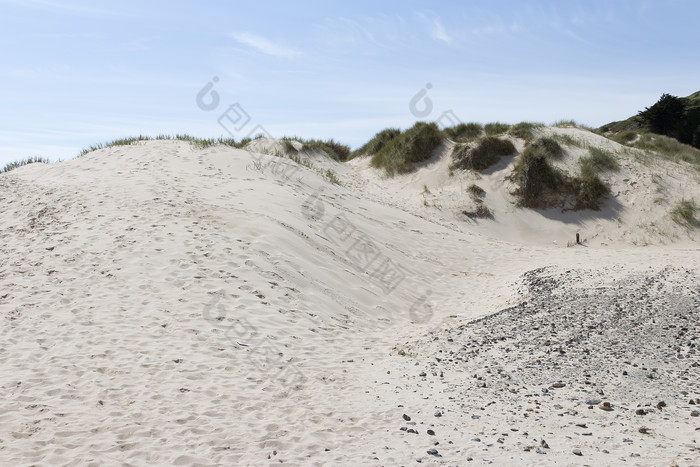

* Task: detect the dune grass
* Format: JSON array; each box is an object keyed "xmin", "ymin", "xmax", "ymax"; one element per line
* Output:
[
  {"xmin": 611, "ymin": 130, "xmax": 639, "ymax": 145},
  {"xmin": 549, "ymin": 133, "xmax": 585, "ymax": 148},
  {"xmin": 527, "ymin": 136, "xmax": 565, "ymax": 160},
  {"xmin": 451, "ymin": 136, "xmax": 516, "ymax": 172},
  {"xmin": 1, "ymin": 156, "xmax": 51, "ymax": 174},
  {"xmin": 370, "ymin": 122, "xmax": 442, "ymax": 175},
  {"xmin": 511, "ymin": 142, "xmax": 568, "ymax": 207},
  {"xmin": 351, "ymin": 128, "xmax": 403, "ymax": 158},
  {"xmin": 78, "ymin": 134, "xmax": 242, "ymax": 156},
  {"xmin": 442, "ymin": 122, "xmax": 483, "ymax": 142},
  {"xmin": 671, "ymin": 199, "xmax": 698, "ymax": 226},
  {"xmin": 280, "ymin": 136, "xmax": 351, "ymax": 161},
  {"xmin": 632, "ymin": 133, "xmax": 700, "ymax": 167},
  {"xmin": 552, "ymin": 119, "xmax": 595, "ymax": 131},
  {"xmin": 585, "ymin": 147, "xmax": 619, "ymax": 171},
  {"xmin": 573, "ymin": 160, "xmax": 610, "ymax": 210},
  {"xmin": 508, "ymin": 122, "xmax": 543, "ymax": 141},
  {"xmin": 511, "ymin": 135, "xmax": 613, "ymax": 209},
  {"xmin": 484, "ymin": 122, "xmax": 511, "ymax": 136}
]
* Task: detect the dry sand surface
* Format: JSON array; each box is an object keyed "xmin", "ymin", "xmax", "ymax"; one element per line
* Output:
[{"xmin": 0, "ymin": 137, "xmax": 698, "ymax": 466}]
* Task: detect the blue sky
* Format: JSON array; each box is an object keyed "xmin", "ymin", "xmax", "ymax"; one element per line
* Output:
[{"xmin": 1, "ymin": 0, "xmax": 699, "ymax": 165}]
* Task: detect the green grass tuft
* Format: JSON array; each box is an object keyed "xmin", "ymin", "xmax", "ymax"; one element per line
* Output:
[
  {"xmin": 611, "ymin": 130, "xmax": 638, "ymax": 145},
  {"xmin": 508, "ymin": 122, "xmax": 543, "ymax": 141},
  {"xmin": 630, "ymin": 133, "xmax": 700, "ymax": 167},
  {"xmin": 573, "ymin": 160, "xmax": 610, "ymax": 210},
  {"xmin": 511, "ymin": 143, "xmax": 568, "ymax": 207},
  {"xmin": 352, "ymin": 128, "xmax": 402, "ymax": 158},
  {"xmin": 1, "ymin": 156, "xmax": 51, "ymax": 174},
  {"xmin": 552, "ymin": 120, "xmax": 595, "ymax": 131},
  {"xmin": 584, "ymin": 147, "xmax": 619, "ymax": 171},
  {"xmin": 78, "ymin": 134, "xmax": 241, "ymax": 156},
  {"xmin": 527, "ymin": 136, "xmax": 565, "ymax": 160},
  {"xmin": 281, "ymin": 136, "xmax": 351, "ymax": 161},
  {"xmin": 549, "ymin": 133, "xmax": 585, "ymax": 148},
  {"xmin": 370, "ymin": 122, "xmax": 442, "ymax": 175},
  {"xmin": 451, "ymin": 136, "xmax": 516, "ymax": 171},
  {"xmin": 671, "ymin": 199, "xmax": 698, "ymax": 226},
  {"xmin": 442, "ymin": 122, "xmax": 483, "ymax": 142},
  {"xmin": 484, "ymin": 122, "xmax": 511, "ymax": 136}
]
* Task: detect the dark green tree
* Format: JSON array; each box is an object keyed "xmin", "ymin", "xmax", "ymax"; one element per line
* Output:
[{"xmin": 637, "ymin": 93, "xmax": 687, "ymax": 137}]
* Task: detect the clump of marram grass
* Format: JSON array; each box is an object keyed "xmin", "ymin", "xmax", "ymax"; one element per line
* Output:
[
  {"xmin": 451, "ymin": 136, "xmax": 516, "ymax": 171},
  {"xmin": 467, "ymin": 184, "xmax": 486, "ymax": 198},
  {"xmin": 528, "ymin": 136, "xmax": 565, "ymax": 159},
  {"xmin": 370, "ymin": 122, "xmax": 442, "ymax": 175},
  {"xmin": 281, "ymin": 139, "xmax": 299, "ymax": 154},
  {"xmin": 282, "ymin": 136, "xmax": 351, "ymax": 161},
  {"xmin": 549, "ymin": 133, "xmax": 585, "ymax": 148},
  {"xmin": 306, "ymin": 138, "xmax": 351, "ymax": 161},
  {"xmin": 671, "ymin": 199, "xmax": 698, "ymax": 226},
  {"xmin": 508, "ymin": 122, "xmax": 543, "ymax": 141},
  {"xmin": 573, "ymin": 160, "xmax": 610, "ymax": 210},
  {"xmin": 629, "ymin": 133, "xmax": 700, "ymax": 168},
  {"xmin": 512, "ymin": 149, "xmax": 567, "ymax": 207},
  {"xmin": 78, "ymin": 134, "xmax": 241, "ymax": 156},
  {"xmin": 351, "ymin": 128, "xmax": 402, "ymax": 158},
  {"xmin": 463, "ymin": 203, "xmax": 493, "ymax": 219},
  {"xmin": 442, "ymin": 122, "xmax": 483, "ymax": 142},
  {"xmin": 512, "ymin": 137, "xmax": 618, "ymax": 210},
  {"xmin": 552, "ymin": 119, "xmax": 595, "ymax": 131},
  {"xmin": 484, "ymin": 122, "xmax": 511, "ymax": 136},
  {"xmin": 585, "ymin": 147, "xmax": 619, "ymax": 171},
  {"xmin": 612, "ymin": 130, "xmax": 639, "ymax": 145},
  {"xmin": 463, "ymin": 184, "xmax": 492, "ymax": 219},
  {"xmin": 1, "ymin": 156, "xmax": 51, "ymax": 174}
]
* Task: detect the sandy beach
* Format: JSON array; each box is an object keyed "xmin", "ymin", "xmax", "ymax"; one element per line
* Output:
[{"xmin": 1, "ymin": 134, "xmax": 698, "ymax": 466}]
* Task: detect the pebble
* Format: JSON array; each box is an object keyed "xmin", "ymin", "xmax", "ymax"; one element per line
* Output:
[
  {"xmin": 691, "ymin": 410, "xmax": 700, "ymax": 417},
  {"xmin": 540, "ymin": 439, "xmax": 550, "ymax": 449},
  {"xmin": 403, "ymin": 414, "xmax": 411, "ymax": 421},
  {"xmin": 599, "ymin": 401, "xmax": 613, "ymax": 411},
  {"xmin": 434, "ymin": 411, "xmax": 442, "ymax": 417},
  {"xmin": 635, "ymin": 409, "xmax": 647, "ymax": 415},
  {"xmin": 426, "ymin": 448, "xmax": 440, "ymax": 457},
  {"xmin": 573, "ymin": 449, "xmax": 582, "ymax": 456},
  {"xmin": 427, "ymin": 429, "xmax": 435, "ymax": 436}
]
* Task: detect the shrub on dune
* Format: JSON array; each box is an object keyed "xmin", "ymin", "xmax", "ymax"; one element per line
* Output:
[
  {"xmin": 351, "ymin": 128, "xmax": 402, "ymax": 158},
  {"xmin": 508, "ymin": 122, "xmax": 543, "ymax": 141},
  {"xmin": 451, "ymin": 136, "xmax": 516, "ymax": 171},
  {"xmin": 371, "ymin": 122, "xmax": 442, "ymax": 175},
  {"xmin": 512, "ymin": 144, "xmax": 567, "ymax": 207},
  {"xmin": 484, "ymin": 122, "xmax": 511, "ymax": 136},
  {"xmin": 442, "ymin": 122, "xmax": 483, "ymax": 142}
]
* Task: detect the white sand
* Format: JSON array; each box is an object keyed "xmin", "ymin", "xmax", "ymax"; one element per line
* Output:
[{"xmin": 0, "ymin": 137, "xmax": 698, "ymax": 465}]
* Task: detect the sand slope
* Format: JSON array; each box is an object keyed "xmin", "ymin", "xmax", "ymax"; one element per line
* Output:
[{"xmin": 0, "ymin": 139, "xmax": 698, "ymax": 465}]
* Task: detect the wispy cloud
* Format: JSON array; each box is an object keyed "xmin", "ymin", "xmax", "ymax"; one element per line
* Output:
[
  {"xmin": 431, "ymin": 17, "xmax": 452, "ymax": 44},
  {"xmin": 229, "ymin": 32, "xmax": 302, "ymax": 59}
]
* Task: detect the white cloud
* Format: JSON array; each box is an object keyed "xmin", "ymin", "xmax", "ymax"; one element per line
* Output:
[
  {"xmin": 229, "ymin": 32, "xmax": 302, "ymax": 59},
  {"xmin": 432, "ymin": 18, "xmax": 452, "ymax": 43}
]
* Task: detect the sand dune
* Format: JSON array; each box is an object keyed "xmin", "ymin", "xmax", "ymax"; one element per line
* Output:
[{"xmin": 1, "ymin": 137, "xmax": 698, "ymax": 465}]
